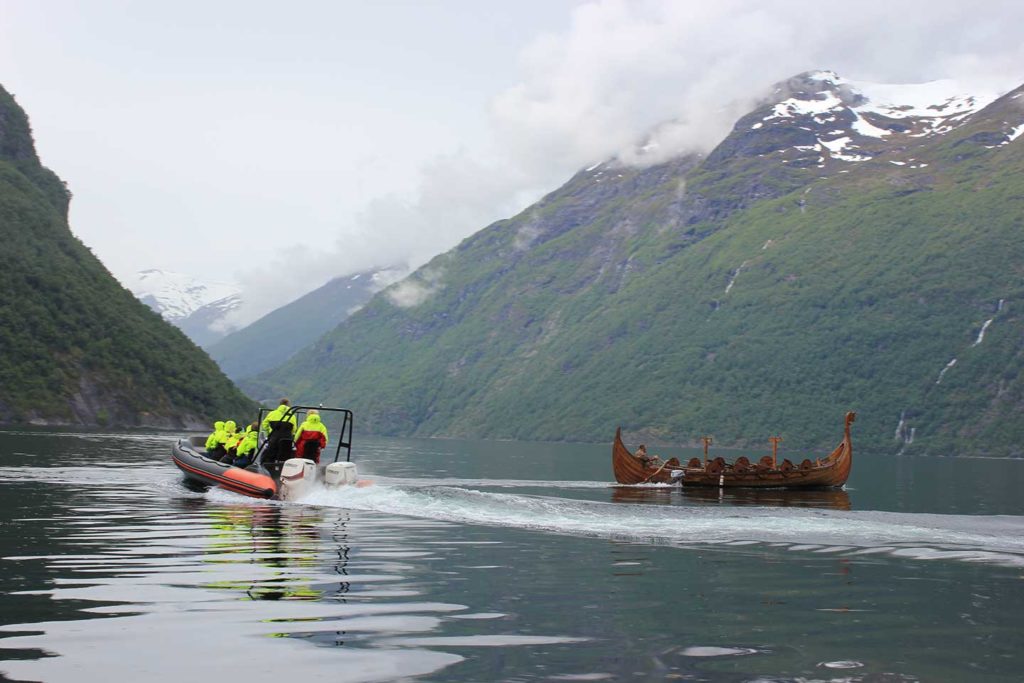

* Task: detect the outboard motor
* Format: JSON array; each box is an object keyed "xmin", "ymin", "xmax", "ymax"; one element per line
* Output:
[
  {"xmin": 324, "ymin": 461, "xmax": 358, "ymax": 487},
  {"xmin": 278, "ymin": 458, "xmax": 317, "ymax": 500}
]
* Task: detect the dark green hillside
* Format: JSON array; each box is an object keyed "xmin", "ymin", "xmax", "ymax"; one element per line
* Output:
[
  {"xmin": 0, "ymin": 85, "xmax": 255, "ymax": 427},
  {"xmin": 209, "ymin": 268, "xmax": 390, "ymax": 381},
  {"xmin": 250, "ymin": 81, "xmax": 1024, "ymax": 456}
]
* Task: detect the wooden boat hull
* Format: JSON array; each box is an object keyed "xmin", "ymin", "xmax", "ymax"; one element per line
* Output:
[
  {"xmin": 613, "ymin": 412, "xmax": 855, "ymax": 489},
  {"xmin": 611, "ymin": 429, "xmax": 683, "ymax": 484}
]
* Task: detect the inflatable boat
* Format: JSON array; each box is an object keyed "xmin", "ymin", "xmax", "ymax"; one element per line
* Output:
[
  {"xmin": 172, "ymin": 405, "xmax": 362, "ymax": 500},
  {"xmin": 172, "ymin": 436, "xmax": 278, "ymax": 498}
]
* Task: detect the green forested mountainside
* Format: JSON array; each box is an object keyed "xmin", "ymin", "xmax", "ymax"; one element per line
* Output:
[
  {"xmin": 209, "ymin": 270, "xmax": 386, "ymax": 381},
  {"xmin": 0, "ymin": 86, "xmax": 255, "ymax": 427},
  {"xmin": 249, "ymin": 80, "xmax": 1024, "ymax": 456}
]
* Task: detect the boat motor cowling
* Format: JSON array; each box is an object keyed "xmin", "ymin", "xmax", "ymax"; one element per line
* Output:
[
  {"xmin": 279, "ymin": 458, "xmax": 317, "ymax": 500},
  {"xmin": 325, "ymin": 461, "xmax": 358, "ymax": 486}
]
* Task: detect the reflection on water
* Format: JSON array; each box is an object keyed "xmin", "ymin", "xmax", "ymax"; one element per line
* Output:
[
  {"xmin": 198, "ymin": 503, "xmax": 336, "ymax": 601},
  {"xmin": 1, "ymin": 431, "xmax": 1024, "ymax": 682},
  {"xmin": 610, "ymin": 484, "xmax": 853, "ymax": 509},
  {"xmin": 683, "ymin": 486, "xmax": 853, "ymax": 510}
]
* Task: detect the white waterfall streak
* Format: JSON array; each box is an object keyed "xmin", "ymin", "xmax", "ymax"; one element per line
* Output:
[
  {"xmin": 895, "ymin": 411, "xmax": 908, "ymax": 441},
  {"xmin": 936, "ymin": 358, "xmax": 957, "ymax": 384},
  {"xmin": 973, "ymin": 319, "xmax": 994, "ymax": 346},
  {"xmin": 724, "ymin": 260, "xmax": 750, "ymax": 294},
  {"xmin": 971, "ymin": 299, "xmax": 1006, "ymax": 347},
  {"xmin": 895, "ymin": 410, "xmax": 916, "ymax": 454}
]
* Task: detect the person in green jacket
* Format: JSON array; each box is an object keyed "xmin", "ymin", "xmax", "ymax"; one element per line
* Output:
[{"xmin": 205, "ymin": 421, "xmax": 226, "ymax": 456}]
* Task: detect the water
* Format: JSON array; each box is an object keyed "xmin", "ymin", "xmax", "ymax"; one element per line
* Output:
[{"xmin": 2, "ymin": 430, "xmax": 1024, "ymax": 682}]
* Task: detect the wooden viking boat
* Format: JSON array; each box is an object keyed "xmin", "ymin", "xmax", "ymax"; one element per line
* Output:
[{"xmin": 612, "ymin": 412, "xmax": 855, "ymax": 489}]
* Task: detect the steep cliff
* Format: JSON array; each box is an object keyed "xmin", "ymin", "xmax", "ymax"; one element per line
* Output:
[{"xmin": 0, "ymin": 85, "xmax": 255, "ymax": 428}]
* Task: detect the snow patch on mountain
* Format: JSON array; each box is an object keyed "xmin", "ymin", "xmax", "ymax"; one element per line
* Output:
[
  {"xmin": 810, "ymin": 71, "xmax": 1002, "ymax": 134},
  {"xmin": 125, "ymin": 269, "xmax": 245, "ymax": 347},
  {"xmin": 128, "ymin": 269, "xmax": 241, "ymax": 322},
  {"xmin": 755, "ymin": 71, "xmax": 1011, "ymax": 166}
]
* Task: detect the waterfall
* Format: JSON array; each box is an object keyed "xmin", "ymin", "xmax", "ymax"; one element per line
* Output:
[{"xmin": 936, "ymin": 358, "xmax": 957, "ymax": 384}]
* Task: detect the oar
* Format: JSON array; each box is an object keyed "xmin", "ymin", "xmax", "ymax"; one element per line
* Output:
[{"xmin": 639, "ymin": 460, "xmax": 683, "ymax": 484}]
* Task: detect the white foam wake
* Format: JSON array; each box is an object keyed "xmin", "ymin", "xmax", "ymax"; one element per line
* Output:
[
  {"xmin": 374, "ymin": 476, "xmax": 617, "ymax": 489},
  {"xmin": 291, "ymin": 484, "xmax": 1024, "ymax": 568}
]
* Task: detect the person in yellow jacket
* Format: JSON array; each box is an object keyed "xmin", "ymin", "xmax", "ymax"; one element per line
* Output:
[
  {"xmin": 232, "ymin": 422, "xmax": 260, "ymax": 468},
  {"xmin": 294, "ymin": 411, "xmax": 329, "ymax": 462},
  {"xmin": 261, "ymin": 399, "xmax": 297, "ymax": 436},
  {"xmin": 261, "ymin": 399, "xmax": 298, "ymax": 466},
  {"xmin": 215, "ymin": 420, "xmax": 237, "ymax": 462},
  {"xmin": 225, "ymin": 422, "xmax": 248, "ymax": 454},
  {"xmin": 205, "ymin": 421, "xmax": 226, "ymax": 456}
]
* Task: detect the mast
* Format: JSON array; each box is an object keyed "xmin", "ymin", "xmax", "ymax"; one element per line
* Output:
[
  {"xmin": 701, "ymin": 435, "xmax": 713, "ymax": 466},
  {"xmin": 769, "ymin": 436, "xmax": 782, "ymax": 468}
]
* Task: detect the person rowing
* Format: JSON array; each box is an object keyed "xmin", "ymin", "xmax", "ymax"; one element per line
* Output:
[{"xmin": 634, "ymin": 444, "xmax": 663, "ymax": 468}]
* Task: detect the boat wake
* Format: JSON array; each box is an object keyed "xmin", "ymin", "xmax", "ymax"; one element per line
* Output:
[
  {"xmin": 287, "ymin": 484, "xmax": 1024, "ymax": 569},
  {"xmin": 12, "ymin": 459, "xmax": 1023, "ymax": 569},
  {"xmin": 374, "ymin": 476, "xmax": 616, "ymax": 489}
]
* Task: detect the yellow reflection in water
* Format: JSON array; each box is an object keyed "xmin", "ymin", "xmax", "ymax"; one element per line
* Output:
[{"xmin": 199, "ymin": 504, "xmax": 350, "ymax": 603}]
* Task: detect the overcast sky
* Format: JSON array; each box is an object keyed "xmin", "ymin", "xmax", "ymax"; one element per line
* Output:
[{"xmin": 2, "ymin": 0, "xmax": 1023, "ymax": 325}]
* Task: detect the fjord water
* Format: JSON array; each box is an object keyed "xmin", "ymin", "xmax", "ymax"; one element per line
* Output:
[{"xmin": 1, "ymin": 432, "xmax": 1023, "ymax": 682}]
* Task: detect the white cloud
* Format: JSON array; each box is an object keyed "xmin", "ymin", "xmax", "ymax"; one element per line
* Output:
[
  {"xmin": 513, "ymin": 210, "xmax": 544, "ymax": 252},
  {"xmin": 386, "ymin": 267, "xmax": 446, "ymax": 309},
  {"xmin": 224, "ymin": 151, "xmax": 536, "ymax": 325},
  {"xmin": 492, "ymin": 0, "xmax": 1024, "ymax": 174}
]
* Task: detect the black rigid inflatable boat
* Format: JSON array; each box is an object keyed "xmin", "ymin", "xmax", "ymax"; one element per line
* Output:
[
  {"xmin": 171, "ymin": 405, "xmax": 355, "ymax": 500},
  {"xmin": 171, "ymin": 436, "xmax": 277, "ymax": 498}
]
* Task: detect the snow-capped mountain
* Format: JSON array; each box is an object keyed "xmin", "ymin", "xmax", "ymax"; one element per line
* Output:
[
  {"xmin": 583, "ymin": 70, "xmax": 1023, "ymax": 189},
  {"xmin": 732, "ymin": 70, "xmax": 1020, "ymax": 168},
  {"xmin": 127, "ymin": 269, "xmax": 243, "ymax": 347}
]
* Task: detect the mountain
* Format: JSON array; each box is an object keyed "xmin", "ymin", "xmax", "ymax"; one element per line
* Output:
[
  {"xmin": 127, "ymin": 269, "xmax": 243, "ymax": 347},
  {"xmin": 246, "ymin": 71, "xmax": 1024, "ymax": 456},
  {"xmin": 0, "ymin": 85, "xmax": 255, "ymax": 428},
  {"xmin": 208, "ymin": 267, "xmax": 404, "ymax": 380}
]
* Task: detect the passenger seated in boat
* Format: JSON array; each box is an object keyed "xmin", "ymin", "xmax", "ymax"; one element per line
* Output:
[
  {"xmin": 216, "ymin": 420, "xmax": 238, "ymax": 462},
  {"xmin": 232, "ymin": 422, "xmax": 260, "ymax": 468},
  {"xmin": 294, "ymin": 410, "xmax": 329, "ymax": 463},
  {"xmin": 205, "ymin": 421, "xmax": 226, "ymax": 456},
  {"xmin": 221, "ymin": 425, "xmax": 243, "ymax": 462}
]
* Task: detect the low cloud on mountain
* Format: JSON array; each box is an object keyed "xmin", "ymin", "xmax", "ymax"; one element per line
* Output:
[{"xmin": 231, "ymin": 0, "xmax": 1024, "ymax": 325}]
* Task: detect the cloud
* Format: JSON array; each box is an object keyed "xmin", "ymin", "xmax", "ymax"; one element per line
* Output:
[
  {"xmin": 386, "ymin": 267, "xmax": 445, "ymax": 309},
  {"xmin": 229, "ymin": 0, "xmax": 1024, "ymax": 325},
  {"xmin": 513, "ymin": 210, "xmax": 544, "ymax": 251},
  {"xmin": 492, "ymin": 0, "xmax": 1024, "ymax": 173},
  {"xmin": 224, "ymin": 151, "xmax": 536, "ymax": 326}
]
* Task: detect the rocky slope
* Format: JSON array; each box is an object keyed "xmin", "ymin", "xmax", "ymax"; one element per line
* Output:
[
  {"xmin": 0, "ymin": 85, "xmax": 255, "ymax": 428},
  {"xmin": 247, "ymin": 72, "xmax": 1024, "ymax": 456}
]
